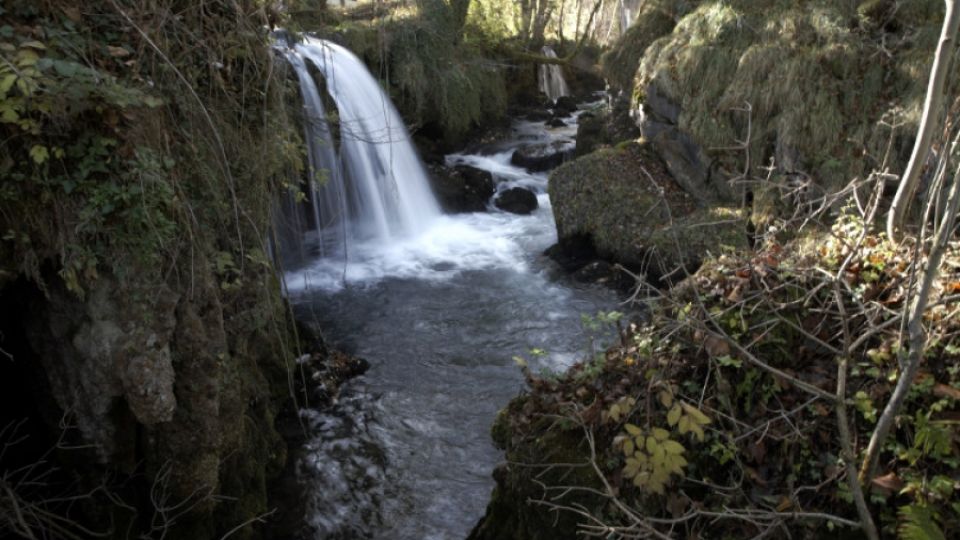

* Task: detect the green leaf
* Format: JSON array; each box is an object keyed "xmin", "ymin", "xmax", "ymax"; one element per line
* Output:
[
  {"xmin": 658, "ymin": 389, "xmax": 673, "ymax": 408},
  {"xmin": 29, "ymin": 144, "xmax": 48, "ymax": 164},
  {"xmin": 52, "ymin": 59, "xmax": 79, "ymax": 77},
  {"xmin": 667, "ymin": 404, "xmax": 682, "ymax": 426},
  {"xmin": 652, "ymin": 427, "xmax": 670, "ymax": 441},
  {"xmin": 625, "ymin": 423, "xmax": 642, "ymax": 436},
  {"xmin": 645, "ymin": 436, "xmax": 658, "ymax": 454},
  {"xmin": 663, "ymin": 440, "xmax": 685, "ymax": 455},
  {"xmin": 0, "ymin": 73, "xmax": 15, "ymax": 95},
  {"xmin": 898, "ymin": 504, "xmax": 945, "ymax": 540},
  {"xmin": 681, "ymin": 402, "xmax": 712, "ymax": 425},
  {"xmin": 689, "ymin": 422, "xmax": 705, "ymax": 442},
  {"xmin": 717, "ymin": 355, "xmax": 742, "ymax": 368}
]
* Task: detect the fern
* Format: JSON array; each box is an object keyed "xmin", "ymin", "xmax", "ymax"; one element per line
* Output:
[{"xmin": 899, "ymin": 504, "xmax": 945, "ymax": 540}]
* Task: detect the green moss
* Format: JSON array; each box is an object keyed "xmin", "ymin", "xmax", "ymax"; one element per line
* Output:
[
  {"xmin": 618, "ymin": 0, "xmax": 949, "ymax": 192},
  {"xmin": 330, "ymin": 2, "xmax": 508, "ymax": 143},
  {"xmin": 600, "ymin": 0, "xmax": 680, "ymax": 92}
]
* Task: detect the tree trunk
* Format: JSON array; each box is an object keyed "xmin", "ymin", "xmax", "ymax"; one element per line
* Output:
[
  {"xmin": 448, "ymin": 0, "xmax": 471, "ymax": 38},
  {"xmin": 886, "ymin": 0, "xmax": 960, "ymax": 240}
]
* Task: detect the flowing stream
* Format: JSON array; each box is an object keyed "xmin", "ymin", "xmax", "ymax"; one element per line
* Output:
[{"xmin": 280, "ymin": 38, "xmax": 618, "ymax": 539}]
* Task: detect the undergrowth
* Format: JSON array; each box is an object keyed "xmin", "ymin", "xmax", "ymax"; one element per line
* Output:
[{"xmin": 491, "ymin": 210, "xmax": 960, "ymax": 538}]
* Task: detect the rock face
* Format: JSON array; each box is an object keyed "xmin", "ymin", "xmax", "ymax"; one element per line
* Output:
[
  {"xmin": 26, "ymin": 279, "xmax": 179, "ymax": 462},
  {"xmin": 606, "ymin": 0, "xmax": 947, "ymax": 195},
  {"xmin": 638, "ymin": 82, "xmax": 733, "ymax": 204},
  {"xmin": 428, "ymin": 164, "xmax": 496, "ymax": 213},
  {"xmin": 15, "ymin": 266, "xmax": 294, "ymax": 538},
  {"xmin": 494, "ymin": 187, "xmax": 539, "ymax": 215},
  {"xmin": 510, "ymin": 141, "xmax": 575, "ymax": 172},
  {"xmin": 467, "ymin": 404, "xmax": 602, "ymax": 540},
  {"xmin": 548, "ymin": 142, "xmax": 746, "ymax": 284}
]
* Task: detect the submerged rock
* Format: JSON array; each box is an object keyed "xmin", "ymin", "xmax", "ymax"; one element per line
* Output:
[
  {"xmin": 428, "ymin": 164, "xmax": 496, "ymax": 213},
  {"xmin": 510, "ymin": 141, "xmax": 574, "ymax": 172},
  {"xmin": 546, "ymin": 117, "xmax": 567, "ymax": 128},
  {"xmin": 494, "ymin": 187, "xmax": 539, "ymax": 215}
]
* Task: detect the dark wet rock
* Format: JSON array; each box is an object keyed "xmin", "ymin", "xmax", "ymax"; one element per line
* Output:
[
  {"xmin": 494, "ymin": 187, "xmax": 539, "ymax": 215},
  {"xmin": 304, "ymin": 350, "xmax": 370, "ymax": 407},
  {"xmin": 510, "ymin": 141, "xmax": 574, "ymax": 173},
  {"xmin": 544, "ymin": 236, "xmax": 597, "ymax": 273},
  {"xmin": 572, "ymin": 260, "xmax": 615, "ymax": 283},
  {"xmin": 546, "ymin": 117, "xmax": 567, "ymax": 128},
  {"xmin": 524, "ymin": 109, "xmax": 552, "ymax": 122},
  {"xmin": 427, "ymin": 164, "xmax": 496, "ymax": 213},
  {"xmin": 553, "ymin": 95, "xmax": 578, "ymax": 116},
  {"xmin": 574, "ymin": 112, "xmax": 604, "ymax": 157}
]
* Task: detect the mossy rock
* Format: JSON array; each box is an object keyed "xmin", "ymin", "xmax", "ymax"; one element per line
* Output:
[
  {"xmin": 549, "ymin": 142, "xmax": 747, "ymax": 284},
  {"xmin": 469, "ymin": 409, "xmax": 604, "ymax": 540},
  {"xmin": 625, "ymin": 0, "xmax": 948, "ymax": 197},
  {"xmin": 600, "ymin": 0, "xmax": 684, "ymax": 94}
]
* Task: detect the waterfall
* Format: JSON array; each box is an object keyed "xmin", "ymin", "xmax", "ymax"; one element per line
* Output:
[
  {"xmin": 538, "ymin": 46, "xmax": 571, "ymax": 103},
  {"xmin": 279, "ymin": 37, "xmax": 440, "ymax": 262}
]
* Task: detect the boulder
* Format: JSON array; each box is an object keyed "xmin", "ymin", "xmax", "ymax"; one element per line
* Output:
[
  {"xmin": 510, "ymin": 141, "xmax": 574, "ymax": 172},
  {"xmin": 524, "ymin": 109, "xmax": 552, "ymax": 122},
  {"xmin": 546, "ymin": 117, "xmax": 567, "ymax": 128},
  {"xmin": 552, "ymin": 95, "xmax": 578, "ymax": 116},
  {"xmin": 427, "ymin": 164, "xmax": 496, "ymax": 213},
  {"xmin": 548, "ymin": 141, "xmax": 746, "ymax": 285},
  {"xmin": 494, "ymin": 187, "xmax": 539, "ymax": 215}
]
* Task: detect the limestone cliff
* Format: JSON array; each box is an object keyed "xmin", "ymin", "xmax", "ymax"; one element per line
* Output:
[{"xmin": 0, "ymin": 2, "xmax": 304, "ymax": 538}]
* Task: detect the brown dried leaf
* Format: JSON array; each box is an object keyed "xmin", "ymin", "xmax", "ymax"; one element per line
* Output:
[
  {"xmin": 871, "ymin": 471, "xmax": 904, "ymax": 493},
  {"xmin": 704, "ymin": 334, "xmax": 730, "ymax": 358},
  {"xmin": 106, "ymin": 45, "xmax": 130, "ymax": 58},
  {"xmin": 933, "ymin": 383, "xmax": 960, "ymax": 401},
  {"xmin": 63, "ymin": 7, "xmax": 82, "ymax": 22}
]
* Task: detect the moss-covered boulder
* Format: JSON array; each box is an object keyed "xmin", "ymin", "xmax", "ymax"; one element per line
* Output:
[
  {"xmin": 613, "ymin": 0, "xmax": 947, "ymax": 193},
  {"xmin": 468, "ymin": 398, "xmax": 606, "ymax": 540},
  {"xmin": 549, "ymin": 142, "xmax": 746, "ymax": 284}
]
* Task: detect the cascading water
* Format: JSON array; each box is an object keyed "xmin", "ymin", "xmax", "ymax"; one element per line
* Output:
[
  {"xmin": 537, "ymin": 46, "xmax": 571, "ymax": 103},
  {"xmin": 281, "ymin": 37, "xmax": 440, "ymax": 264},
  {"xmin": 277, "ymin": 33, "xmax": 621, "ymax": 538}
]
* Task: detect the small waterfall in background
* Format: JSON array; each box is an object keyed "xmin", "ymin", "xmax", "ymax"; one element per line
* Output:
[
  {"xmin": 278, "ymin": 36, "xmax": 441, "ymax": 267},
  {"xmin": 538, "ymin": 46, "xmax": 570, "ymax": 103},
  {"xmin": 619, "ymin": 0, "xmax": 634, "ymax": 36}
]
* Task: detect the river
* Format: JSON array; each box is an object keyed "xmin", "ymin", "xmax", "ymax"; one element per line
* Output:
[{"xmin": 284, "ymin": 102, "xmax": 622, "ymax": 539}]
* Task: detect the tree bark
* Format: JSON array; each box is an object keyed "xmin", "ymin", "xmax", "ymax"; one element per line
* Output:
[{"xmin": 886, "ymin": 0, "xmax": 960, "ymax": 240}]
